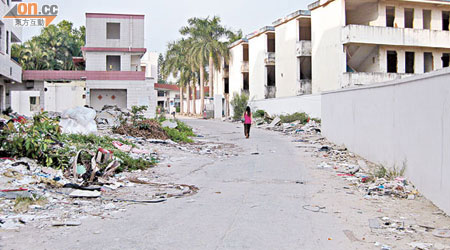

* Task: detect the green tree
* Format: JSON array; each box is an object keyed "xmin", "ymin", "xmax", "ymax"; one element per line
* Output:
[
  {"xmin": 180, "ymin": 16, "xmax": 230, "ymax": 111},
  {"xmin": 157, "ymin": 53, "xmax": 165, "ymax": 83},
  {"xmin": 12, "ymin": 20, "xmax": 85, "ymax": 70}
]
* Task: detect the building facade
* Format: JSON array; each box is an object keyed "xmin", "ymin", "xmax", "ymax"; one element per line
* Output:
[
  {"xmin": 83, "ymin": 13, "xmax": 155, "ymax": 116},
  {"xmin": 310, "ymin": 0, "xmax": 450, "ymax": 93}
]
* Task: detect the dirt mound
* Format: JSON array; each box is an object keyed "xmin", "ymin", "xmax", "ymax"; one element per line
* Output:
[{"xmin": 113, "ymin": 119, "xmax": 169, "ymax": 140}]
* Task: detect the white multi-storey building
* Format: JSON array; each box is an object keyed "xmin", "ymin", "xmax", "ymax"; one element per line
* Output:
[
  {"xmin": 83, "ymin": 13, "xmax": 155, "ymax": 115},
  {"xmin": 273, "ymin": 10, "xmax": 312, "ymax": 97},
  {"xmin": 310, "ymin": 0, "xmax": 450, "ymax": 93},
  {"xmin": 0, "ymin": 0, "xmax": 23, "ymax": 112}
]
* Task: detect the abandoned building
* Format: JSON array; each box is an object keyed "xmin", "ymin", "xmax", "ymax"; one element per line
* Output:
[
  {"xmin": 310, "ymin": 0, "xmax": 450, "ymax": 93},
  {"xmin": 6, "ymin": 13, "xmax": 156, "ymax": 117}
]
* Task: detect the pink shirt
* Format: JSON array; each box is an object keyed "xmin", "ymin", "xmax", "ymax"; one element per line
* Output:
[{"xmin": 244, "ymin": 113, "xmax": 252, "ymax": 124}]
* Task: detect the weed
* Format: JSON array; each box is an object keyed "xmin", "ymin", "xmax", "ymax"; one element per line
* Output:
[
  {"xmin": 253, "ymin": 110, "xmax": 265, "ymax": 118},
  {"xmin": 14, "ymin": 195, "xmax": 47, "ymax": 213},
  {"xmin": 230, "ymin": 92, "xmax": 249, "ymax": 121},
  {"xmin": 279, "ymin": 112, "xmax": 309, "ymax": 124},
  {"xmin": 373, "ymin": 162, "xmax": 407, "ymax": 180}
]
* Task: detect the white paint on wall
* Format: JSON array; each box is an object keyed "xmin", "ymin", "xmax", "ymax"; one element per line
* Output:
[
  {"xmin": 10, "ymin": 90, "xmax": 40, "ymax": 117},
  {"xmin": 250, "ymin": 94, "xmax": 321, "ymax": 119},
  {"xmin": 44, "ymin": 81, "xmax": 86, "ymax": 112},
  {"xmin": 321, "ymin": 68, "xmax": 450, "ymax": 214}
]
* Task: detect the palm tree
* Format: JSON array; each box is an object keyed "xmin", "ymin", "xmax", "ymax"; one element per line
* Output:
[
  {"xmin": 180, "ymin": 16, "xmax": 230, "ymax": 112},
  {"xmin": 163, "ymin": 39, "xmax": 196, "ymax": 115}
]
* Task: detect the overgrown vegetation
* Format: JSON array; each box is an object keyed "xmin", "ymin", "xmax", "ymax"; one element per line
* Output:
[
  {"xmin": 230, "ymin": 92, "xmax": 249, "ymax": 121},
  {"xmin": 279, "ymin": 112, "xmax": 309, "ymax": 124},
  {"xmin": 12, "ymin": 20, "xmax": 85, "ymax": 70},
  {"xmin": 0, "ymin": 112, "xmax": 157, "ymax": 172},
  {"xmin": 114, "ymin": 106, "xmax": 195, "ymax": 143},
  {"xmin": 253, "ymin": 110, "xmax": 266, "ymax": 118},
  {"xmin": 373, "ymin": 162, "xmax": 407, "ymax": 180},
  {"xmin": 14, "ymin": 196, "xmax": 47, "ymax": 213}
]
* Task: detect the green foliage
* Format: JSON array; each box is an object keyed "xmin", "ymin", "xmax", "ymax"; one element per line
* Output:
[
  {"xmin": 12, "ymin": 20, "xmax": 85, "ymax": 70},
  {"xmin": 253, "ymin": 110, "xmax": 266, "ymax": 118},
  {"xmin": 160, "ymin": 119, "xmax": 194, "ymax": 143},
  {"xmin": 230, "ymin": 92, "xmax": 249, "ymax": 121},
  {"xmin": 373, "ymin": 162, "xmax": 407, "ymax": 180},
  {"xmin": 311, "ymin": 118, "xmax": 321, "ymax": 124},
  {"xmin": 0, "ymin": 113, "xmax": 156, "ymax": 172},
  {"xmin": 158, "ymin": 53, "xmax": 165, "ymax": 83},
  {"xmin": 279, "ymin": 112, "xmax": 309, "ymax": 124},
  {"xmin": 0, "ymin": 112, "xmax": 67, "ymax": 168},
  {"xmin": 131, "ymin": 105, "xmax": 148, "ymax": 126}
]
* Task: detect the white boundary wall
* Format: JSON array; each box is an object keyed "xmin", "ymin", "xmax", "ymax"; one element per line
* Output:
[
  {"xmin": 322, "ymin": 68, "xmax": 450, "ymax": 214},
  {"xmin": 249, "ymin": 94, "xmax": 321, "ymax": 118}
]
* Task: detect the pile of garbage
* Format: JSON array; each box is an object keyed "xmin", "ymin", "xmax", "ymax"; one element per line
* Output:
[
  {"xmin": 113, "ymin": 119, "xmax": 169, "ymax": 140},
  {"xmin": 95, "ymin": 105, "xmax": 131, "ymax": 130}
]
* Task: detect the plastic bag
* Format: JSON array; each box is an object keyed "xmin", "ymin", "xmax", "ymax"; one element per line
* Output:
[{"xmin": 60, "ymin": 107, "xmax": 97, "ymax": 135}]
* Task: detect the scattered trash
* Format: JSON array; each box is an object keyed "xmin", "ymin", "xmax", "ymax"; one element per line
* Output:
[
  {"xmin": 52, "ymin": 221, "xmax": 82, "ymax": 227},
  {"xmin": 343, "ymin": 230, "xmax": 359, "ymax": 242},
  {"xmin": 69, "ymin": 190, "xmax": 101, "ymax": 198},
  {"xmin": 60, "ymin": 106, "xmax": 97, "ymax": 135},
  {"xmin": 302, "ymin": 205, "xmax": 326, "ymax": 213},
  {"xmin": 408, "ymin": 242, "xmax": 433, "ymax": 249},
  {"xmin": 161, "ymin": 120, "xmax": 178, "ymax": 129}
]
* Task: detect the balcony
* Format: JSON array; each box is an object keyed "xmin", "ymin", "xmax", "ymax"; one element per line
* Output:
[
  {"xmin": 0, "ymin": 54, "xmax": 22, "ymax": 82},
  {"xmin": 264, "ymin": 52, "xmax": 275, "ymax": 65},
  {"xmin": 241, "ymin": 61, "xmax": 249, "ymax": 72},
  {"xmin": 265, "ymin": 85, "xmax": 276, "ymax": 99},
  {"xmin": 341, "ymin": 72, "xmax": 413, "ymax": 88},
  {"xmin": 296, "ymin": 40, "xmax": 311, "ymax": 57},
  {"xmin": 298, "ymin": 79, "xmax": 312, "ymax": 95},
  {"xmin": 342, "ymin": 25, "xmax": 450, "ymax": 49}
]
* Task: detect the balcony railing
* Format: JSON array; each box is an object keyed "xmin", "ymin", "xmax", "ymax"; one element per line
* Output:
[
  {"xmin": 341, "ymin": 72, "xmax": 414, "ymax": 88},
  {"xmin": 296, "ymin": 40, "xmax": 312, "ymax": 57},
  {"xmin": 241, "ymin": 61, "xmax": 249, "ymax": 72},
  {"xmin": 342, "ymin": 24, "xmax": 450, "ymax": 49},
  {"xmin": 265, "ymin": 85, "xmax": 276, "ymax": 99},
  {"xmin": 264, "ymin": 52, "xmax": 275, "ymax": 65}
]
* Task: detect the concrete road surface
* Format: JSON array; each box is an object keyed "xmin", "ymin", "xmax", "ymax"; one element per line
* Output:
[{"xmin": 2, "ymin": 119, "xmax": 356, "ymax": 250}]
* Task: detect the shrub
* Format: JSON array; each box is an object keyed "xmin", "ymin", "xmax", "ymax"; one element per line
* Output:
[
  {"xmin": 279, "ymin": 112, "xmax": 309, "ymax": 124},
  {"xmin": 230, "ymin": 92, "xmax": 249, "ymax": 121},
  {"xmin": 253, "ymin": 110, "xmax": 265, "ymax": 118}
]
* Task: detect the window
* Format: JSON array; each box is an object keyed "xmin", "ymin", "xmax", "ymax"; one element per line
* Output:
[
  {"xmin": 423, "ymin": 10, "xmax": 431, "ymax": 29},
  {"xmin": 106, "ymin": 55, "xmax": 121, "ymax": 71},
  {"xmin": 7, "ymin": 0, "xmax": 9, "ymax": 6},
  {"xmin": 405, "ymin": 52, "xmax": 415, "ymax": 73},
  {"xmin": 6, "ymin": 31, "xmax": 9, "ymax": 54},
  {"xmin": 224, "ymin": 78, "xmax": 229, "ymax": 94},
  {"xmin": 404, "ymin": 8, "xmax": 414, "ymax": 29},
  {"xmin": 106, "ymin": 23, "xmax": 120, "ymax": 39},
  {"xmin": 424, "ymin": 52, "xmax": 433, "ymax": 72},
  {"xmin": 443, "ymin": 11, "xmax": 450, "ymax": 31},
  {"xmin": 157, "ymin": 91, "xmax": 165, "ymax": 97},
  {"xmin": 386, "ymin": 7, "xmax": 395, "ymax": 27},
  {"xmin": 29, "ymin": 96, "xmax": 40, "ymax": 112},
  {"xmin": 442, "ymin": 53, "xmax": 450, "ymax": 68},
  {"xmin": 387, "ymin": 51, "xmax": 398, "ymax": 73},
  {"xmin": 267, "ymin": 33, "xmax": 275, "ymax": 53}
]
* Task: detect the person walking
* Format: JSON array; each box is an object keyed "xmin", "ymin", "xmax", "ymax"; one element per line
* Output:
[{"xmin": 243, "ymin": 106, "xmax": 252, "ymax": 139}]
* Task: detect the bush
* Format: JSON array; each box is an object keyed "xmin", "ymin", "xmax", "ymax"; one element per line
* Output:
[
  {"xmin": 253, "ymin": 110, "xmax": 265, "ymax": 118},
  {"xmin": 279, "ymin": 112, "xmax": 309, "ymax": 124},
  {"xmin": 161, "ymin": 120, "xmax": 194, "ymax": 143},
  {"xmin": 230, "ymin": 92, "xmax": 249, "ymax": 121}
]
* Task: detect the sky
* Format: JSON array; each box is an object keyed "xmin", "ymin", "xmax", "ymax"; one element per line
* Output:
[{"xmin": 22, "ymin": 0, "xmax": 312, "ymax": 54}]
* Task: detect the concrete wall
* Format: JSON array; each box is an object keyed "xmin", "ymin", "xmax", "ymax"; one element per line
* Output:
[
  {"xmin": 86, "ymin": 78, "xmax": 156, "ymax": 118},
  {"xmin": 229, "ymin": 44, "xmax": 244, "ymax": 98},
  {"xmin": 141, "ymin": 52, "xmax": 158, "ymax": 78},
  {"xmin": 86, "ymin": 52, "xmax": 140, "ymax": 71},
  {"xmin": 44, "ymin": 81, "xmax": 86, "ymax": 112},
  {"xmin": 275, "ymin": 18, "xmax": 299, "ymax": 98},
  {"xmin": 249, "ymin": 34, "xmax": 268, "ymax": 101},
  {"xmin": 86, "ymin": 16, "xmax": 144, "ymax": 48},
  {"xmin": 6, "ymin": 81, "xmax": 45, "ymax": 111},
  {"xmin": 250, "ymin": 94, "xmax": 321, "ymax": 119},
  {"xmin": 321, "ymin": 68, "xmax": 450, "ymax": 214}
]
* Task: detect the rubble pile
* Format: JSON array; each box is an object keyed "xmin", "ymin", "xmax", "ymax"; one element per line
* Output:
[
  {"xmin": 96, "ymin": 105, "xmax": 131, "ymax": 130},
  {"xmin": 113, "ymin": 119, "xmax": 169, "ymax": 140}
]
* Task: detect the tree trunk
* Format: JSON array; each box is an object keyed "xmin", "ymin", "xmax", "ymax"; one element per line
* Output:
[
  {"xmin": 186, "ymin": 85, "xmax": 191, "ymax": 115},
  {"xmin": 192, "ymin": 81, "xmax": 197, "ymax": 115},
  {"xmin": 209, "ymin": 55, "xmax": 214, "ymax": 98},
  {"xmin": 200, "ymin": 66, "xmax": 205, "ymax": 115},
  {"xmin": 179, "ymin": 86, "xmax": 184, "ymax": 115}
]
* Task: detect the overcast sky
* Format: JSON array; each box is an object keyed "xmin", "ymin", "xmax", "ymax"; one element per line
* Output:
[{"xmin": 22, "ymin": 0, "xmax": 312, "ymax": 54}]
